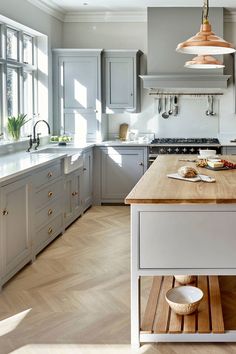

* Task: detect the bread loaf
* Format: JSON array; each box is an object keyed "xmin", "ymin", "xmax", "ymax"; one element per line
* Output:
[{"xmin": 178, "ymin": 166, "xmax": 198, "ymax": 178}]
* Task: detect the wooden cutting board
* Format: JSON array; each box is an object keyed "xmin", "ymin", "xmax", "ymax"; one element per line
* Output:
[{"xmin": 119, "ymin": 123, "xmax": 129, "ymax": 141}]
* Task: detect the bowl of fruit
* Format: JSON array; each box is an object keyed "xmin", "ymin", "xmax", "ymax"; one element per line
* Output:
[{"xmin": 50, "ymin": 135, "xmax": 72, "ymax": 145}]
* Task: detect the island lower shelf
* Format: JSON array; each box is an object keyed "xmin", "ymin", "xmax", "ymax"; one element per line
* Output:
[{"xmin": 141, "ymin": 276, "xmax": 225, "ymax": 335}]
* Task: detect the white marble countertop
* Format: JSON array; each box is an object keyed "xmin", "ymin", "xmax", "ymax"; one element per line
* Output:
[{"xmin": 0, "ymin": 151, "xmax": 67, "ymax": 184}]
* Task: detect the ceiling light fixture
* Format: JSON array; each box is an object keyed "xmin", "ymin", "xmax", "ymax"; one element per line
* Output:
[
  {"xmin": 184, "ymin": 55, "xmax": 225, "ymax": 69},
  {"xmin": 176, "ymin": 0, "xmax": 236, "ymax": 55}
]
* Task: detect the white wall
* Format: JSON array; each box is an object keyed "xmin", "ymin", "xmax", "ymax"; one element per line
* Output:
[
  {"xmin": 62, "ymin": 20, "xmax": 236, "ymax": 139},
  {"xmin": 0, "ymin": 0, "xmax": 63, "ymax": 129}
]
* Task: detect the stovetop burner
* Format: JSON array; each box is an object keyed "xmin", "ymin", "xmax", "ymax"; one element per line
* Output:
[{"xmin": 151, "ymin": 138, "xmax": 220, "ymax": 145}]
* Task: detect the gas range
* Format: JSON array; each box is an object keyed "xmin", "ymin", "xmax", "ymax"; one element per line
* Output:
[
  {"xmin": 149, "ymin": 137, "xmax": 222, "ymax": 164},
  {"xmin": 151, "ymin": 138, "xmax": 220, "ymax": 145}
]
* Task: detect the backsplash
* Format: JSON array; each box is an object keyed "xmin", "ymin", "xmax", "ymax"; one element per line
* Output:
[{"xmin": 108, "ymin": 90, "xmax": 222, "ymax": 139}]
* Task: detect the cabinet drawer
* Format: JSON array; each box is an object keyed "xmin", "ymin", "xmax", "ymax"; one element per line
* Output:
[
  {"xmin": 35, "ymin": 179, "xmax": 63, "ymax": 209},
  {"xmin": 35, "ymin": 199, "xmax": 63, "ymax": 229},
  {"xmin": 34, "ymin": 214, "xmax": 63, "ymax": 248},
  {"xmin": 34, "ymin": 162, "xmax": 62, "ymax": 189},
  {"xmin": 139, "ymin": 211, "xmax": 236, "ymax": 269}
]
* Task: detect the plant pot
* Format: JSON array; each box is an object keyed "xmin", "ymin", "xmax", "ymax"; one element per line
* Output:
[{"xmin": 8, "ymin": 130, "xmax": 21, "ymax": 141}]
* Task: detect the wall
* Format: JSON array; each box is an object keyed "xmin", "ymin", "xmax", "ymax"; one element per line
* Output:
[
  {"xmin": 0, "ymin": 0, "xmax": 63, "ymax": 130},
  {"xmin": 62, "ymin": 15, "xmax": 236, "ymax": 139}
]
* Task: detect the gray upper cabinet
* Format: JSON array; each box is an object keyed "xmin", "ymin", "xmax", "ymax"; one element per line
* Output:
[
  {"xmin": 53, "ymin": 49, "xmax": 107, "ymax": 142},
  {"xmin": 0, "ymin": 176, "xmax": 32, "ymax": 286},
  {"xmin": 103, "ymin": 50, "xmax": 143, "ymax": 114}
]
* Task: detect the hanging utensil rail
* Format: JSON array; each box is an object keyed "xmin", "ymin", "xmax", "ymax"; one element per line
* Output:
[{"xmin": 149, "ymin": 92, "xmax": 223, "ymax": 97}]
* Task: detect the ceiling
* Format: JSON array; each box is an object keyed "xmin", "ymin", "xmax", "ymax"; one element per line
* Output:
[
  {"xmin": 32, "ymin": 0, "xmax": 236, "ymax": 12},
  {"xmin": 27, "ymin": 0, "xmax": 236, "ymax": 22}
]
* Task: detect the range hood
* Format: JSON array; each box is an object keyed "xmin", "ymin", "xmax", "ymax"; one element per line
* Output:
[{"xmin": 141, "ymin": 8, "xmax": 230, "ymax": 89}]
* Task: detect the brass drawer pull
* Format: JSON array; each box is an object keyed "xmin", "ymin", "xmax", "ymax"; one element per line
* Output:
[
  {"xmin": 48, "ymin": 191, "xmax": 53, "ymax": 197},
  {"xmin": 72, "ymin": 192, "xmax": 79, "ymax": 196},
  {"xmin": 48, "ymin": 209, "xmax": 53, "ymax": 216},
  {"xmin": 47, "ymin": 172, "xmax": 53, "ymax": 177},
  {"xmin": 48, "ymin": 227, "xmax": 53, "ymax": 235},
  {"xmin": 2, "ymin": 209, "xmax": 9, "ymax": 216}
]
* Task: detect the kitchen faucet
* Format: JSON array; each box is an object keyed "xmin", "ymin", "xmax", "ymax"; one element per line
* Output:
[{"xmin": 27, "ymin": 120, "xmax": 51, "ymax": 152}]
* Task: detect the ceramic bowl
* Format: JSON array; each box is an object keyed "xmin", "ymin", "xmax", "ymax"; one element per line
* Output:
[
  {"xmin": 199, "ymin": 149, "xmax": 216, "ymax": 158},
  {"xmin": 174, "ymin": 275, "xmax": 196, "ymax": 285},
  {"xmin": 165, "ymin": 286, "xmax": 203, "ymax": 315}
]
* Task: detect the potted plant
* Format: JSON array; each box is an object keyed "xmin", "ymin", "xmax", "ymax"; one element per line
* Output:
[{"xmin": 7, "ymin": 114, "xmax": 30, "ymax": 141}]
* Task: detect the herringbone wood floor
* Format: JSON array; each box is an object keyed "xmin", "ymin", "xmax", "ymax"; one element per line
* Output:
[{"xmin": 0, "ymin": 206, "xmax": 236, "ymax": 354}]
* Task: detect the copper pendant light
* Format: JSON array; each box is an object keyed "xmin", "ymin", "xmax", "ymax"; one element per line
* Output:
[
  {"xmin": 176, "ymin": 0, "xmax": 236, "ymax": 55},
  {"xmin": 185, "ymin": 55, "xmax": 225, "ymax": 69}
]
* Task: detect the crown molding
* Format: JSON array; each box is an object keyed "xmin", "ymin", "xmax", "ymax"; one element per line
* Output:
[
  {"xmin": 26, "ymin": 2, "xmax": 235, "ymax": 24},
  {"xmin": 27, "ymin": 0, "xmax": 65, "ymax": 21},
  {"xmin": 64, "ymin": 11, "xmax": 147, "ymax": 23}
]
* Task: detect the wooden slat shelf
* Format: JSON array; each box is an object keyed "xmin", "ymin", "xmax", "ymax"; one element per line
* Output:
[{"xmin": 141, "ymin": 276, "xmax": 224, "ymax": 335}]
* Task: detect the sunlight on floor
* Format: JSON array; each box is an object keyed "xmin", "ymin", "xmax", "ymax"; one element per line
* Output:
[
  {"xmin": 0, "ymin": 309, "xmax": 31, "ymax": 336},
  {"xmin": 10, "ymin": 344, "xmax": 154, "ymax": 354}
]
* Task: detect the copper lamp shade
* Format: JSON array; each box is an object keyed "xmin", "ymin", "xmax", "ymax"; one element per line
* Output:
[
  {"xmin": 177, "ymin": 23, "xmax": 235, "ymax": 55},
  {"xmin": 185, "ymin": 55, "xmax": 225, "ymax": 69}
]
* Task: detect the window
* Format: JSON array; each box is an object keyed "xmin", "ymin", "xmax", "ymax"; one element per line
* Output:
[
  {"xmin": 23, "ymin": 34, "xmax": 33, "ymax": 65},
  {"xmin": 0, "ymin": 23, "xmax": 38, "ymax": 140},
  {"xmin": 7, "ymin": 67, "xmax": 19, "ymax": 117},
  {"xmin": 7, "ymin": 27, "xmax": 18, "ymax": 61}
]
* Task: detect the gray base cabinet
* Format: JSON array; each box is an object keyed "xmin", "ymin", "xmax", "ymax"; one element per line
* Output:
[
  {"xmin": 82, "ymin": 149, "xmax": 93, "ymax": 211},
  {"xmin": 94, "ymin": 146, "xmax": 148, "ymax": 204},
  {"xmin": 222, "ymin": 147, "xmax": 236, "ymax": 155},
  {"xmin": 103, "ymin": 50, "xmax": 143, "ymax": 114},
  {"xmin": 64, "ymin": 167, "xmax": 83, "ymax": 228},
  {"xmin": 0, "ymin": 176, "xmax": 32, "ymax": 287},
  {"xmin": 32, "ymin": 161, "xmax": 64, "ymax": 256}
]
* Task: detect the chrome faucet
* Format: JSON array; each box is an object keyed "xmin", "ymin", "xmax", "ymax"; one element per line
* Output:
[{"xmin": 27, "ymin": 120, "xmax": 51, "ymax": 152}]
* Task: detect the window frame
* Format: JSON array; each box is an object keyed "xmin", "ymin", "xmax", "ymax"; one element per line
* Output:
[{"xmin": 0, "ymin": 22, "xmax": 38, "ymax": 139}]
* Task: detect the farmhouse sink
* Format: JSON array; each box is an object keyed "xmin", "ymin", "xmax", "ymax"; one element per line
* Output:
[{"xmin": 32, "ymin": 147, "xmax": 83, "ymax": 174}]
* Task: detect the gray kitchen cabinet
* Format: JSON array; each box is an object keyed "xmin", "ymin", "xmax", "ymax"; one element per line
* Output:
[
  {"xmin": 93, "ymin": 147, "xmax": 147, "ymax": 203},
  {"xmin": 222, "ymin": 147, "xmax": 236, "ymax": 155},
  {"xmin": 0, "ymin": 176, "xmax": 32, "ymax": 287},
  {"xmin": 103, "ymin": 50, "xmax": 143, "ymax": 114},
  {"xmin": 53, "ymin": 49, "xmax": 107, "ymax": 142},
  {"xmin": 82, "ymin": 149, "xmax": 93, "ymax": 211},
  {"xmin": 64, "ymin": 167, "xmax": 83, "ymax": 228},
  {"xmin": 32, "ymin": 161, "xmax": 64, "ymax": 256}
]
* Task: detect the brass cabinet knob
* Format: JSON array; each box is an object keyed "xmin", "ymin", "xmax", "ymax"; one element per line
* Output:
[
  {"xmin": 72, "ymin": 192, "xmax": 79, "ymax": 196},
  {"xmin": 47, "ymin": 172, "xmax": 53, "ymax": 177},
  {"xmin": 2, "ymin": 209, "xmax": 9, "ymax": 216},
  {"xmin": 48, "ymin": 227, "xmax": 53, "ymax": 235},
  {"xmin": 48, "ymin": 209, "xmax": 53, "ymax": 216},
  {"xmin": 139, "ymin": 162, "xmax": 144, "ymax": 166},
  {"xmin": 48, "ymin": 191, "xmax": 53, "ymax": 197}
]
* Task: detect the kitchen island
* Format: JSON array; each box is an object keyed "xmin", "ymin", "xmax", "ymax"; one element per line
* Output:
[{"xmin": 125, "ymin": 155, "xmax": 236, "ymax": 348}]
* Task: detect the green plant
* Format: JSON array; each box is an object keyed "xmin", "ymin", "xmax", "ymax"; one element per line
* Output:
[{"xmin": 7, "ymin": 114, "xmax": 30, "ymax": 141}]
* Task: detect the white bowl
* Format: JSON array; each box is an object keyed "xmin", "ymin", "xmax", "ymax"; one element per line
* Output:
[
  {"xmin": 165, "ymin": 286, "xmax": 203, "ymax": 315},
  {"xmin": 174, "ymin": 275, "xmax": 196, "ymax": 285},
  {"xmin": 199, "ymin": 149, "xmax": 216, "ymax": 157}
]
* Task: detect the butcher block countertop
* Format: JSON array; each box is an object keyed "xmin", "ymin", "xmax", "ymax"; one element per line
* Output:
[{"xmin": 125, "ymin": 155, "xmax": 236, "ymax": 204}]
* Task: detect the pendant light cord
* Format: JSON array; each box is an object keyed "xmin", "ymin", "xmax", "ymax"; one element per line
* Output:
[{"xmin": 202, "ymin": 0, "xmax": 209, "ymax": 24}]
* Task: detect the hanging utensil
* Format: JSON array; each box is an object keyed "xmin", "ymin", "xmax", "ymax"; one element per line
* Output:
[
  {"xmin": 173, "ymin": 95, "xmax": 179, "ymax": 116},
  {"xmin": 162, "ymin": 97, "xmax": 169, "ymax": 119},
  {"xmin": 210, "ymin": 95, "xmax": 216, "ymax": 116},
  {"xmin": 158, "ymin": 97, "xmax": 162, "ymax": 114},
  {"xmin": 168, "ymin": 96, "xmax": 173, "ymax": 115},
  {"xmin": 205, "ymin": 96, "xmax": 211, "ymax": 116}
]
